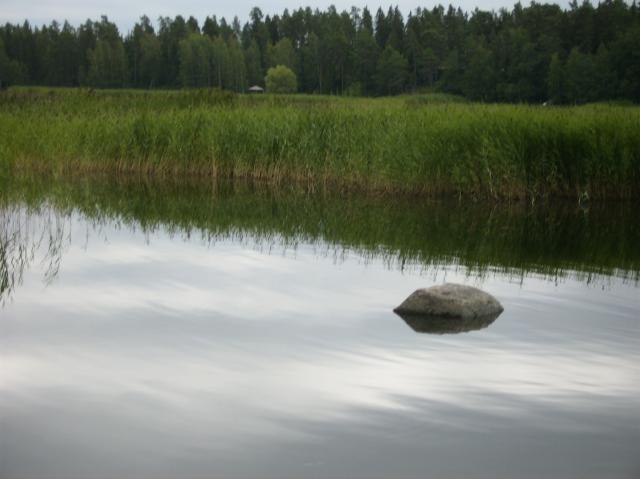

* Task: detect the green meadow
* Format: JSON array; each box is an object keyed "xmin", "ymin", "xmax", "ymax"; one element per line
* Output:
[{"xmin": 1, "ymin": 87, "xmax": 639, "ymax": 199}]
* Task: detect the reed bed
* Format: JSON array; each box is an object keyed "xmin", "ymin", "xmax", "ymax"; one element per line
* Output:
[{"xmin": 1, "ymin": 87, "xmax": 639, "ymax": 199}]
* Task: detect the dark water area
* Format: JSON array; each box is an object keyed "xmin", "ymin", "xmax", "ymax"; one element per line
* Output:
[{"xmin": 1, "ymin": 176, "xmax": 639, "ymax": 479}]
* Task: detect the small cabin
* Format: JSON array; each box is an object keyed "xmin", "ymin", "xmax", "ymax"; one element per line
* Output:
[{"xmin": 248, "ymin": 85, "xmax": 264, "ymax": 94}]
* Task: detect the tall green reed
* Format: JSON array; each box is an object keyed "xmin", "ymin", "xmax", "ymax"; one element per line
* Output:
[{"xmin": 1, "ymin": 88, "xmax": 639, "ymax": 199}]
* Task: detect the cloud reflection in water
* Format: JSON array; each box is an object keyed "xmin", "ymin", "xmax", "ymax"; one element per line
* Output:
[{"xmin": 1, "ymin": 204, "xmax": 639, "ymax": 479}]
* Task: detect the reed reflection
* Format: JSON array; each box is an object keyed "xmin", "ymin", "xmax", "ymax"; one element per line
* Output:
[{"xmin": 1, "ymin": 174, "xmax": 639, "ymax": 304}]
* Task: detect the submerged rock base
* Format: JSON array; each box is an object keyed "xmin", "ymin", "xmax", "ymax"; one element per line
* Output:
[{"xmin": 397, "ymin": 311, "xmax": 501, "ymax": 334}]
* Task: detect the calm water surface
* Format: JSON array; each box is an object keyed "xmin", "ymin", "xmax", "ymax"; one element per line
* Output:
[{"xmin": 1, "ymin": 177, "xmax": 639, "ymax": 479}]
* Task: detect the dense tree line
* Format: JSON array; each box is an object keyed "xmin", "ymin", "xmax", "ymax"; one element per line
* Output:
[{"xmin": 1, "ymin": 1, "xmax": 639, "ymax": 102}]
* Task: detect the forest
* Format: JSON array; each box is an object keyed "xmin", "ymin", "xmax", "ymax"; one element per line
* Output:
[{"xmin": 1, "ymin": 1, "xmax": 639, "ymax": 103}]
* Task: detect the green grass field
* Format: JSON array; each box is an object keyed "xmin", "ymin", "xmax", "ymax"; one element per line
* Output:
[{"xmin": 1, "ymin": 87, "xmax": 639, "ymax": 199}]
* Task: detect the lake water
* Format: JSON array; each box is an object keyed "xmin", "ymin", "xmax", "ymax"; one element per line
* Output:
[{"xmin": 1, "ymin": 176, "xmax": 639, "ymax": 479}]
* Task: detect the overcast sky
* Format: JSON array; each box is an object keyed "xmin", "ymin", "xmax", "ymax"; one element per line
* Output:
[{"xmin": 2, "ymin": 0, "xmax": 569, "ymax": 34}]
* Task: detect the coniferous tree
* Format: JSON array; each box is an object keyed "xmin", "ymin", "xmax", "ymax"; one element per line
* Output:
[
  {"xmin": 462, "ymin": 38, "xmax": 496, "ymax": 101},
  {"xmin": 0, "ymin": 2, "xmax": 638, "ymax": 102},
  {"xmin": 87, "ymin": 17, "xmax": 127, "ymax": 87},
  {"xmin": 300, "ymin": 32, "xmax": 322, "ymax": 93},
  {"xmin": 211, "ymin": 36, "xmax": 230, "ymax": 88},
  {"xmin": 244, "ymin": 40, "xmax": 263, "ymax": 86},
  {"xmin": 138, "ymin": 32, "xmax": 162, "ymax": 88},
  {"xmin": 227, "ymin": 37, "xmax": 247, "ymax": 92},
  {"xmin": 202, "ymin": 16, "xmax": 220, "ymax": 38},
  {"xmin": 565, "ymin": 47, "xmax": 596, "ymax": 103},
  {"xmin": 354, "ymin": 23, "xmax": 379, "ymax": 95},
  {"xmin": 0, "ymin": 37, "xmax": 27, "ymax": 88},
  {"xmin": 547, "ymin": 53, "xmax": 566, "ymax": 103}
]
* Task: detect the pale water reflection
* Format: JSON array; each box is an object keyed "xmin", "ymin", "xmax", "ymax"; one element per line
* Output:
[{"xmin": 1, "ymin": 180, "xmax": 639, "ymax": 479}]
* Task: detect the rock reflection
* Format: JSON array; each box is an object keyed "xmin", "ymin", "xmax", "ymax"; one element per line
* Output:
[{"xmin": 395, "ymin": 311, "xmax": 501, "ymax": 334}]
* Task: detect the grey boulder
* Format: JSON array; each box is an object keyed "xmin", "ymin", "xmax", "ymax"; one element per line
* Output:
[{"xmin": 393, "ymin": 283, "xmax": 503, "ymax": 334}]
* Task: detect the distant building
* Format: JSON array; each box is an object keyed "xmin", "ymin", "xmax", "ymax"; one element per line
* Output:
[{"xmin": 248, "ymin": 85, "xmax": 264, "ymax": 93}]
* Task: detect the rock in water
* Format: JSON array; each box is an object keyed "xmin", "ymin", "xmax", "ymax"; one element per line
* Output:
[{"xmin": 394, "ymin": 283, "xmax": 503, "ymax": 322}]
